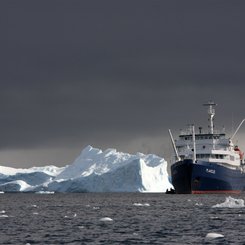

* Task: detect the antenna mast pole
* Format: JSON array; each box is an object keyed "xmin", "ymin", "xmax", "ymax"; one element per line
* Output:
[
  {"xmin": 168, "ymin": 129, "xmax": 181, "ymax": 161},
  {"xmin": 203, "ymin": 101, "xmax": 217, "ymax": 134},
  {"xmin": 230, "ymin": 119, "xmax": 245, "ymax": 140}
]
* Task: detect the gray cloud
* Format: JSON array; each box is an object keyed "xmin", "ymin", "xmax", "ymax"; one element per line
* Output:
[{"xmin": 1, "ymin": 1, "xmax": 245, "ymax": 167}]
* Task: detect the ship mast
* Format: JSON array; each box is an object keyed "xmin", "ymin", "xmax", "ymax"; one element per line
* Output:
[{"xmin": 203, "ymin": 101, "xmax": 217, "ymax": 134}]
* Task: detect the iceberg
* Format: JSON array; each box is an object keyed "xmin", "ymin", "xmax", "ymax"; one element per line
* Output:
[
  {"xmin": 0, "ymin": 146, "xmax": 173, "ymax": 193},
  {"xmin": 205, "ymin": 232, "xmax": 224, "ymax": 240},
  {"xmin": 212, "ymin": 196, "xmax": 245, "ymax": 208}
]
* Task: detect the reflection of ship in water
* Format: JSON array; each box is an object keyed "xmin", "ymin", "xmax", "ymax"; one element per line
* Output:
[{"xmin": 169, "ymin": 102, "xmax": 245, "ymax": 194}]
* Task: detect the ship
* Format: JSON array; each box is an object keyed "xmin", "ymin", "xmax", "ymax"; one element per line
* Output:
[{"xmin": 169, "ymin": 102, "xmax": 245, "ymax": 194}]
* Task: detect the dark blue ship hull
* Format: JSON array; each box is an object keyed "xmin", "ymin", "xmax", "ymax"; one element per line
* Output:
[{"xmin": 171, "ymin": 160, "xmax": 245, "ymax": 194}]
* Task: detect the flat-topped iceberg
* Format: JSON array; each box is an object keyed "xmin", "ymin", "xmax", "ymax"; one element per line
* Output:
[{"xmin": 0, "ymin": 146, "xmax": 173, "ymax": 193}]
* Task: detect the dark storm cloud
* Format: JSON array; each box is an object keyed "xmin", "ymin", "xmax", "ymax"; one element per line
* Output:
[{"xmin": 1, "ymin": 1, "xmax": 245, "ymax": 165}]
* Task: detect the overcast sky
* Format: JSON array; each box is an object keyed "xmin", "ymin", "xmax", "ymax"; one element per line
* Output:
[{"xmin": 1, "ymin": 1, "xmax": 245, "ymax": 167}]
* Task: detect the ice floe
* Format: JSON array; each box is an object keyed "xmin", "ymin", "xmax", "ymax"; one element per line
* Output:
[
  {"xmin": 99, "ymin": 217, "xmax": 113, "ymax": 222},
  {"xmin": 195, "ymin": 202, "xmax": 203, "ymax": 206},
  {"xmin": 205, "ymin": 232, "xmax": 224, "ymax": 240},
  {"xmin": 212, "ymin": 196, "xmax": 245, "ymax": 208},
  {"xmin": 35, "ymin": 191, "xmax": 55, "ymax": 194},
  {"xmin": 133, "ymin": 203, "xmax": 150, "ymax": 207},
  {"xmin": 0, "ymin": 214, "xmax": 9, "ymax": 218}
]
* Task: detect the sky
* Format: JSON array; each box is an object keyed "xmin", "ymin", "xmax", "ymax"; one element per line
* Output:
[{"xmin": 1, "ymin": 1, "xmax": 245, "ymax": 168}]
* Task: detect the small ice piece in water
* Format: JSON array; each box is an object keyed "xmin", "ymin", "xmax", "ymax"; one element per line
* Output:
[
  {"xmin": 0, "ymin": 215, "xmax": 8, "ymax": 218},
  {"xmin": 73, "ymin": 213, "xmax": 77, "ymax": 217},
  {"xmin": 212, "ymin": 196, "xmax": 245, "ymax": 208},
  {"xmin": 210, "ymin": 216, "xmax": 219, "ymax": 220},
  {"xmin": 35, "ymin": 191, "xmax": 55, "ymax": 194},
  {"xmin": 100, "ymin": 217, "xmax": 113, "ymax": 222},
  {"xmin": 0, "ymin": 210, "xmax": 6, "ymax": 214},
  {"xmin": 31, "ymin": 205, "xmax": 38, "ymax": 208},
  {"xmin": 0, "ymin": 191, "xmax": 4, "ymax": 194},
  {"xmin": 93, "ymin": 206, "xmax": 100, "ymax": 210},
  {"xmin": 133, "ymin": 203, "xmax": 150, "ymax": 207},
  {"xmin": 195, "ymin": 202, "xmax": 203, "ymax": 206},
  {"xmin": 78, "ymin": 226, "xmax": 85, "ymax": 229},
  {"xmin": 33, "ymin": 212, "xmax": 39, "ymax": 215},
  {"xmin": 205, "ymin": 232, "xmax": 224, "ymax": 240}
]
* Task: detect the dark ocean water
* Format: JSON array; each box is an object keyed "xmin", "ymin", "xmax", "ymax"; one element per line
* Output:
[{"xmin": 0, "ymin": 193, "xmax": 245, "ymax": 245}]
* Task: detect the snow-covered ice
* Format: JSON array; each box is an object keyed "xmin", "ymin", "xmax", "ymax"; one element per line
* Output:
[
  {"xmin": 0, "ymin": 215, "xmax": 9, "ymax": 218},
  {"xmin": 212, "ymin": 196, "xmax": 245, "ymax": 208},
  {"xmin": 205, "ymin": 232, "xmax": 224, "ymax": 240},
  {"xmin": 0, "ymin": 145, "xmax": 173, "ymax": 193},
  {"xmin": 133, "ymin": 203, "xmax": 150, "ymax": 207},
  {"xmin": 35, "ymin": 191, "xmax": 55, "ymax": 194},
  {"xmin": 100, "ymin": 217, "xmax": 113, "ymax": 222}
]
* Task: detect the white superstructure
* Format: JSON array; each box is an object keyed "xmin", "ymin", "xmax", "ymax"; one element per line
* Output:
[{"xmin": 171, "ymin": 102, "xmax": 244, "ymax": 169}]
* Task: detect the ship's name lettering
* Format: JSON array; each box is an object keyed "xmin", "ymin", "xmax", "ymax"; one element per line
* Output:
[{"xmin": 206, "ymin": 168, "xmax": 215, "ymax": 174}]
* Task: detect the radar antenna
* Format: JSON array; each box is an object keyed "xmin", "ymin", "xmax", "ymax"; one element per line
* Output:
[{"xmin": 203, "ymin": 101, "xmax": 217, "ymax": 134}]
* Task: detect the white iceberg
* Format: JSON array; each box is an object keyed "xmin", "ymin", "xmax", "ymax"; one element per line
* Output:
[
  {"xmin": 0, "ymin": 145, "xmax": 173, "ymax": 193},
  {"xmin": 50, "ymin": 145, "xmax": 172, "ymax": 192},
  {"xmin": 212, "ymin": 196, "xmax": 245, "ymax": 208}
]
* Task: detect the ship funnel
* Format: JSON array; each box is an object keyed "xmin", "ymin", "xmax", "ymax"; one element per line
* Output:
[{"xmin": 203, "ymin": 101, "xmax": 217, "ymax": 134}]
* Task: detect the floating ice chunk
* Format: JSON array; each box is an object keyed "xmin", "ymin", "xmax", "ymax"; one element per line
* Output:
[
  {"xmin": 212, "ymin": 196, "xmax": 244, "ymax": 208},
  {"xmin": 0, "ymin": 210, "xmax": 6, "ymax": 214},
  {"xmin": 35, "ymin": 191, "xmax": 55, "ymax": 194},
  {"xmin": 100, "ymin": 217, "xmax": 113, "ymax": 222},
  {"xmin": 133, "ymin": 203, "xmax": 150, "ymax": 207},
  {"xmin": 195, "ymin": 202, "xmax": 203, "ymax": 206},
  {"xmin": 31, "ymin": 205, "xmax": 38, "ymax": 208},
  {"xmin": 205, "ymin": 232, "xmax": 224, "ymax": 240},
  {"xmin": 210, "ymin": 216, "xmax": 219, "ymax": 220},
  {"xmin": 78, "ymin": 226, "xmax": 85, "ymax": 229},
  {"xmin": 0, "ymin": 191, "xmax": 4, "ymax": 194},
  {"xmin": 73, "ymin": 213, "xmax": 77, "ymax": 217},
  {"xmin": 0, "ymin": 215, "xmax": 8, "ymax": 218},
  {"xmin": 33, "ymin": 212, "xmax": 39, "ymax": 215}
]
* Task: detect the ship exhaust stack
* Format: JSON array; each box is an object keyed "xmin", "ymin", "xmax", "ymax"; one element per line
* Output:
[{"xmin": 203, "ymin": 101, "xmax": 217, "ymax": 134}]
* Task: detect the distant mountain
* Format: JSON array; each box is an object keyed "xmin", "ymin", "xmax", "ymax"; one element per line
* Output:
[{"xmin": 0, "ymin": 146, "xmax": 173, "ymax": 193}]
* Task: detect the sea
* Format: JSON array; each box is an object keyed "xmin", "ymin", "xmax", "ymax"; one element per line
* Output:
[{"xmin": 0, "ymin": 193, "xmax": 245, "ymax": 245}]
